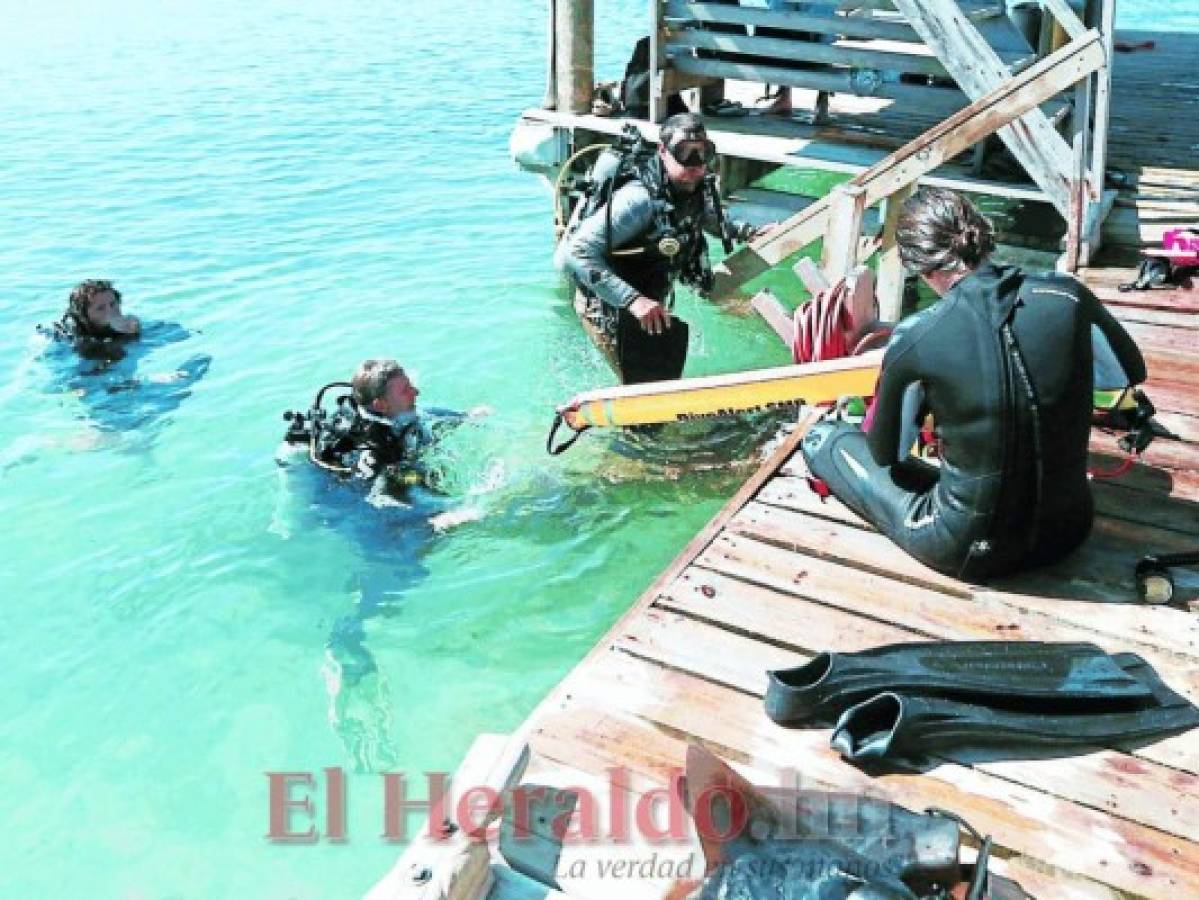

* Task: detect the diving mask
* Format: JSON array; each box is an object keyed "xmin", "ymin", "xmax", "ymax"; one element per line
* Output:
[{"xmin": 667, "ymin": 135, "xmax": 717, "ymax": 169}]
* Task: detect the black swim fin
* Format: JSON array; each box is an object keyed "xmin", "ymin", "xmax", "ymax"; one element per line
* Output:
[
  {"xmin": 830, "ymin": 653, "xmax": 1199, "ymax": 763},
  {"xmin": 766, "ymin": 641, "xmax": 1153, "ymax": 727},
  {"xmin": 616, "ymin": 309, "xmax": 689, "ymax": 384}
]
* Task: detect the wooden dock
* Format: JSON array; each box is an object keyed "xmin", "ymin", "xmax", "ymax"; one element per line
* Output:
[
  {"xmin": 494, "ymin": 34, "xmax": 1199, "ymax": 898},
  {"xmin": 496, "ymin": 247, "xmax": 1198, "ymax": 899},
  {"xmin": 372, "ymin": 15, "xmax": 1199, "ymax": 900}
]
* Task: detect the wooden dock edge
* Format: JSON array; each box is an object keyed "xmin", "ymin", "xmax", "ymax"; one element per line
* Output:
[{"xmin": 513, "ymin": 413, "xmax": 818, "ymax": 748}]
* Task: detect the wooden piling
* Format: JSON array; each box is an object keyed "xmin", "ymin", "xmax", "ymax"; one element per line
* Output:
[{"xmin": 554, "ymin": 0, "xmax": 594, "ymax": 115}]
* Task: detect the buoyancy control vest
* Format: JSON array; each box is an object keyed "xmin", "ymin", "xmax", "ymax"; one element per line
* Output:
[
  {"xmin": 283, "ymin": 384, "xmax": 424, "ymax": 487},
  {"xmin": 565, "ymin": 125, "xmax": 720, "ymax": 299}
]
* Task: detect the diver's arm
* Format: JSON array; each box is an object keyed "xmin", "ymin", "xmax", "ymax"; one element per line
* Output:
[
  {"xmin": 867, "ymin": 325, "xmax": 923, "ymax": 467},
  {"xmin": 700, "ymin": 189, "xmax": 755, "ymax": 243},
  {"xmin": 1085, "ymin": 286, "xmax": 1147, "ymax": 385},
  {"xmin": 556, "ymin": 182, "xmax": 657, "ymax": 310}
]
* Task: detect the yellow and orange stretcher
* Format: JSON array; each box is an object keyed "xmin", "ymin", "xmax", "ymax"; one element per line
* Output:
[{"xmin": 547, "ymin": 351, "xmax": 1145, "ymax": 454}]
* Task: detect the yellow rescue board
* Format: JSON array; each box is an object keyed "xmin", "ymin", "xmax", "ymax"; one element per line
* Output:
[{"xmin": 559, "ymin": 351, "xmax": 885, "ymax": 430}]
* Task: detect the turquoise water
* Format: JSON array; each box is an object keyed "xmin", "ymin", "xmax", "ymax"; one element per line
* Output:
[
  {"xmin": 0, "ymin": 2, "xmax": 783, "ymax": 897},
  {"xmin": 0, "ymin": 1, "xmax": 1187, "ymax": 897}
]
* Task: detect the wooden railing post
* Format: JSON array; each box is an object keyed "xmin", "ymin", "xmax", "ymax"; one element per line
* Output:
[
  {"xmin": 822, "ymin": 183, "xmax": 868, "ymax": 282},
  {"xmin": 544, "ymin": 0, "xmax": 558, "ymax": 109},
  {"xmin": 649, "ymin": 0, "xmax": 666, "ymax": 122},
  {"xmin": 877, "ymin": 183, "xmax": 915, "ymax": 322},
  {"xmin": 1090, "ymin": 0, "xmax": 1115, "ymax": 191},
  {"xmin": 555, "ymin": 0, "xmax": 594, "ymax": 114}
]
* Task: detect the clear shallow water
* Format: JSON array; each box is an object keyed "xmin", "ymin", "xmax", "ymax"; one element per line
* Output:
[
  {"xmin": 0, "ymin": 1, "xmax": 1186, "ymax": 897},
  {"xmin": 0, "ymin": 2, "xmax": 786, "ymax": 897}
]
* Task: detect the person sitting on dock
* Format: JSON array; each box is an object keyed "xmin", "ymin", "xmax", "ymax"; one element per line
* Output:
[
  {"xmin": 554, "ymin": 113, "xmax": 762, "ymax": 384},
  {"xmin": 800, "ymin": 187, "xmax": 1147, "ymax": 581}
]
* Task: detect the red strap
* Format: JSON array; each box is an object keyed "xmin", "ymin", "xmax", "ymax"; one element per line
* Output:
[
  {"xmin": 1089, "ymin": 455, "xmax": 1136, "ymax": 480},
  {"xmin": 806, "ymin": 475, "xmax": 832, "ymax": 499}
]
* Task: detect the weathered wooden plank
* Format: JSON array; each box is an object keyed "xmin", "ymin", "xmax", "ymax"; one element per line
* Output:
[
  {"xmin": 876, "ymin": 183, "xmax": 914, "ymax": 321},
  {"xmin": 731, "ymin": 496, "xmax": 1199, "ymax": 650},
  {"xmin": 1123, "ymin": 320, "xmax": 1199, "ymax": 356},
  {"xmin": 821, "ymin": 183, "xmax": 868, "ymax": 279},
  {"xmin": 891, "ymin": 0, "xmax": 1076, "ymax": 215},
  {"xmin": 649, "ymin": 0, "xmax": 666, "ymax": 122},
  {"xmin": 1041, "ymin": 0, "xmax": 1088, "ymax": 40},
  {"xmin": 1155, "ymin": 410, "xmax": 1199, "ymax": 444},
  {"xmin": 535, "ymin": 651, "xmax": 1199, "ymax": 898},
  {"xmin": 618, "ymin": 598, "xmax": 1199, "ymax": 831},
  {"xmin": 988, "ymin": 854, "xmax": 1125, "ymax": 900},
  {"xmin": 750, "ymin": 289, "xmax": 795, "ymax": 347},
  {"xmin": 1092, "ymin": 480, "xmax": 1199, "ymax": 535},
  {"xmin": 1110, "ymin": 305, "xmax": 1199, "ymax": 330},
  {"xmin": 668, "ymin": 55, "xmax": 958, "ymax": 104},
  {"xmin": 530, "ymin": 704, "xmax": 1136, "ymax": 899},
  {"xmin": 1065, "ymin": 63, "xmax": 1093, "ymax": 269},
  {"xmin": 709, "ymin": 30, "xmax": 1105, "ymax": 297},
  {"xmin": 793, "ymin": 256, "xmax": 830, "ymax": 295},
  {"xmin": 517, "ymin": 107, "xmax": 1059, "ymax": 203},
  {"xmin": 685, "ymin": 534, "xmax": 1199, "ymax": 710},
  {"xmin": 729, "ymin": 494, "xmax": 1190, "ymax": 608},
  {"xmin": 668, "ymin": 30, "xmax": 951, "ymax": 77},
  {"xmin": 1143, "ymin": 380, "xmax": 1199, "ymax": 423},
  {"xmin": 662, "ymin": 0, "xmax": 922, "ymax": 43}
]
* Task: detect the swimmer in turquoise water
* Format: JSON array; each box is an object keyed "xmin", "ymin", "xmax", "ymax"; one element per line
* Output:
[
  {"xmin": 280, "ymin": 357, "xmax": 486, "ymax": 502},
  {"xmin": 40, "ymin": 279, "xmax": 143, "ymax": 361},
  {"xmin": 36, "ymin": 279, "xmax": 211, "ymax": 436},
  {"xmin": 276, "ymin": 358, "xmax": 490, "ymax": 771}
]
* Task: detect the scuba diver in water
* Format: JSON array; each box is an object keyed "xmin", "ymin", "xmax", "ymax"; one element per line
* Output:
[
  {"xmin": 801, "ymin": 188, "xmax": 1148, "ymax": 581},
  {"xmin": 45, "ymin": 279, "xmax": 143, "ymax": 353},
  {"xmin": 40, "ymin": 279, "xmax": 145, "ymax": 367},
  {"xmin": 277, "ymin": 358, "xmax": 488, "ymax": 772},
  {"xmin": 279, "ymin": 357, "xmax": 484, "ymax": 499},
  {"xmin": 35, "ymin": 279, "xmax": 210, "ymax": 437},
  {"xmin": 554, "ymin": 113, "xmax": 765, "ymax": 384}
]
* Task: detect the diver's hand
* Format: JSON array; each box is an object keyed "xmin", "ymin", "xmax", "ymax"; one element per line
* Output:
[
  {"xmin": 628, "ymin": 296, "xmax": 671, "ymax": 336},
  {"xmin": 109, "ymin": 314, "xmax": 141, "ymax": 336}
]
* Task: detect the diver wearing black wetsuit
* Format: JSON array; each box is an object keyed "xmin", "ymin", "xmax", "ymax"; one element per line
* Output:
[
  {"xmin": 802, "ymin": 190, "xmax": 1146, "ymax": 580},
  {"xmin": 555, "ymin": 114, "xmax": 756, "ymax": 383},
  {"xmin": 281, "ymin": 359, "xmax": 468, "ymax": 497}
]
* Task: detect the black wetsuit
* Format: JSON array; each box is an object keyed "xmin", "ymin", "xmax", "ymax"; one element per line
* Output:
[
  {"xmin": 286, "ymin": 400, "xmax": 464, "ymax": 496},
  {"xmin": 801, "ymin": 263, "xmax": 1146, "ymax": 580},
  {"xmin": 39, "ymin": 317, "xmax": 140, "ymax": 363},
  {"xmin": 37, "ymin": 318, "xmax": 211, "ymax": 435}
]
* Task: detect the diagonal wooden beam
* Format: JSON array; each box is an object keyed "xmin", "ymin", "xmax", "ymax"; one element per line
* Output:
[
  {"xmin": 1040, "ymin": 0, "xmax": 1088, "ymax": 40},
  {"xmin": 709, "ymin": 29, "xmax": 1105, "ymax": 299},
  {"xmin": 891, "ymin": 0, "xmax": 1078, "ymax": 216}
]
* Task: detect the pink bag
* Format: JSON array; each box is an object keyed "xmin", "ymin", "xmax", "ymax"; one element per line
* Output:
[{"xmin": 1162, "ymin": 228, "xmax": 1199, "ymax": 266}]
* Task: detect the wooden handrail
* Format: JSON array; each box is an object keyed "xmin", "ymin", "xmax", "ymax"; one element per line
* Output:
[{"xmin": 709, "ymin": 28, "xmax": 1106, "ymax": 299}]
